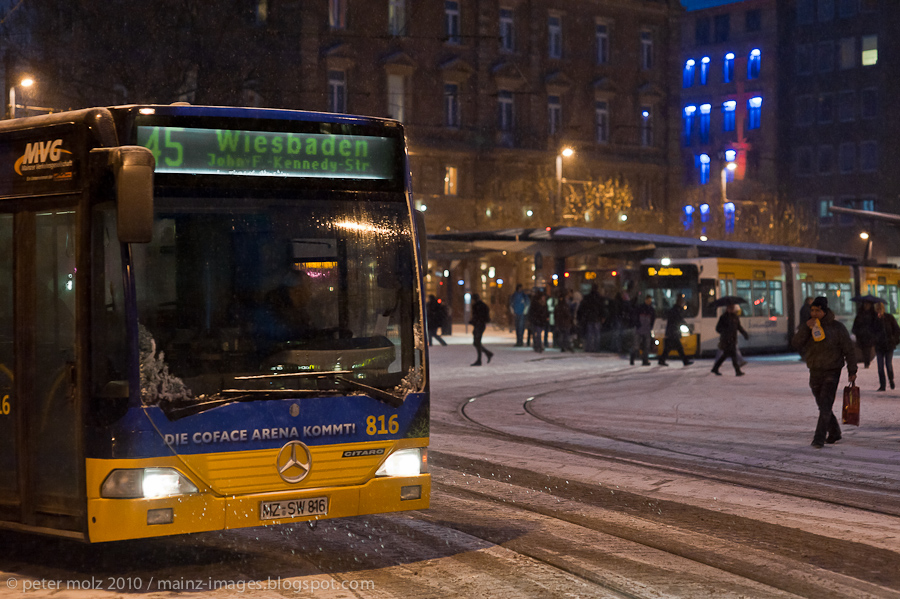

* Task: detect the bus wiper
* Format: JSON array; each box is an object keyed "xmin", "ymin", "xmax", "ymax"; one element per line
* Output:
[{"xmin": 234, "ymin": 370, "xmax": 405, "ymax": 407}]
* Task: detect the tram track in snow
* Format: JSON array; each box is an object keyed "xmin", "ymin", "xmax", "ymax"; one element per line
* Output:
[
  {"xmin": 425, "ymin": 459, "xmax": 900, "ymax": 599},
  {"xmin": 444, "ymin": 365, "xmax": 900, "ymax": 520}
]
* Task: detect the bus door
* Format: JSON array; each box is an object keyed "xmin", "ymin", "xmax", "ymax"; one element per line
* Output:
[{"xmin": 2, "ymin": 208, "xmax": 81, "ymax": 532}]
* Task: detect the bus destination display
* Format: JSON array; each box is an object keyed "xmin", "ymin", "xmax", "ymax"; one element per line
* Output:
[{"xmin": 137, "ymin": 126, "xmax": 397, "ymax": 180}]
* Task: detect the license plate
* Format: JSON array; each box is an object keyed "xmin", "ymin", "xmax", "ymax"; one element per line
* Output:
[{"xmin": 259, "ymin": 496, "xmax": 329, "ymax": 521}]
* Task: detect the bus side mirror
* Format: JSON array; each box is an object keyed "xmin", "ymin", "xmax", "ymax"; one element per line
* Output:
[{"xmin": 110, "ymin": 146, "xmax": 155, "ymax": 243}]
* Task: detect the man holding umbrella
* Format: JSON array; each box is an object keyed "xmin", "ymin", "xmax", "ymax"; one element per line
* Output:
[{"xmin": 711, "ymin": 298, "xmax": 749, "ymax": 376}]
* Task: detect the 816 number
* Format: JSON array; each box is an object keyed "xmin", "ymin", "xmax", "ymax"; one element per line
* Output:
[{"xmin": 366, "ymin": 414, "xmax": 399, "ymax": 435}]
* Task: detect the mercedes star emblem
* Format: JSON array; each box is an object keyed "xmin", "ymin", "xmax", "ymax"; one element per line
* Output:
[{"xmin": 275, "ymin": 440, "xmax": 312, "ymax": 484}]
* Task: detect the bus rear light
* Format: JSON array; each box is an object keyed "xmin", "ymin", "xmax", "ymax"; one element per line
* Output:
[
  {"xmin": 101, "ymin": 468, "xmax": 198, "ymax": 499},
  {"xmin": 376, "ymin": 448, "xmax": 427, "ymax": 477}
]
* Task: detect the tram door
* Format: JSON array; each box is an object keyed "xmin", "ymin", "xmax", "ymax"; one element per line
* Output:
[{"xmin": 1, "ymin": 209, "xmax": 81, "ymax": 532}]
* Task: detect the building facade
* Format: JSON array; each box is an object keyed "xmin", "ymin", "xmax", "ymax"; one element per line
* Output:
[
  {"xmin": 777, "ymin": 0, "xmax": 900, "ymax": 260},
  {"xmin": 679, "ymin": 0, "xmax": 778, "ymax": 239}
]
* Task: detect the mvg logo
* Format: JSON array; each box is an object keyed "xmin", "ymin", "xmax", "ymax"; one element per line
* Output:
[{"xmin": 14, "ymin": 139, "xmax": 72, "ymax": 175}]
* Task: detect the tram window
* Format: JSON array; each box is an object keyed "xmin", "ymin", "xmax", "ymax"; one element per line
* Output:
[
  {"xmin": 719, "ymin": 278, "xmax": 735, "ymax": 297},
  {"xmin": 825, "ymin": 282, "xmax": 853, "ymax": 315},
  {"xmin": 877, "ymin": 284, "xmax": 899, "ymax": 314},
  {"xmin": 751, "ymin": 280, "xmax": 767, "ymax": 316},
  {"xmin": 769, "ymin": 281, "xmax": 784, "ymax": 316},
  {"xmin": 735, "ymin": 280, "xmax": 753, "ymax": 310}
]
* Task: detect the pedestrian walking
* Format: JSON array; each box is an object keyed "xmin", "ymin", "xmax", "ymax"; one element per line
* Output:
[
  {"xmin": 469, "ymin": 293, "xmax": 493, "ymax": 366},
  {"xmin": 630, "ymin": 295, "xmax": 655, "ymax": 366},
  {"xmin": 792, "ymin": 296, "xmax": 857, "ymax": 449},
  {"xmin": 528, "ymin": 290, "xmax": 550, "ymax": 353},
  {"xmin": 554, "ymin": 289, "xmax": 574, "ymax": 352},
  {"xmin": 509, "ymin": 284, "xmax": 530, "ymax": 347},
  {"xmin": 711, "ymin": 302, "xmax": 749, "ymax": 376},
  {"xmin": 426, "ymin": 295, "xmax": 448, "ymax": 347},
  {"xmin": 658, "ymin": 295, "xmax": 694, "ymax": 366},
  {"xmin": 873, "ymin": 301, "xmax": 900, "ymax": 391},
  {"xmin": 852, "ymin": 300, "xmax": 877, "ymax": 368}
]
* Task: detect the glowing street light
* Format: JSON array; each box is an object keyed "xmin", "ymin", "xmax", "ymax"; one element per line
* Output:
[
  {"xmin": 861, "ymin": 232, "xmax": 873, "ymax": 262},
  {"xmin": 555, "ymin": 147, "xmax": 574, "ymax": 220},
  {"xmin": 8, "ymin": 76, "xmax": 35, "ymax": 119}
]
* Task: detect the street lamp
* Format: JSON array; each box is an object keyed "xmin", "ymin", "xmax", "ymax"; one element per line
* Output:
[
  {"xmin": 555, "ymin": 147, "xmax": 574, "ymax": 220},
  {"xmin": 8, "ymin": 76, "xmax": 34, "ymax": 119},
  {"xmin": 861, "ymin": 232, "xmax": 873, "ymax": 262}
]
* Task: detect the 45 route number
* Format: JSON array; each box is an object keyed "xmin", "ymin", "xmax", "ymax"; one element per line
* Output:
[
  {"xmin": 1, "ymin": 395, "xmax": 9, "ymax": 415},
  {"xmin": 143, "ymin": 127, "xmax": 185, "ymax": 168},
  {"xmin": 366, "ymin": 414, "xmax": 399, "ymax": 436}
]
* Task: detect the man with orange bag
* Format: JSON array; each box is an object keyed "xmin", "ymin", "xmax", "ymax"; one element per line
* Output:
[{"xmin": 792, "ymin": 296, "xmax": 857, "ymax": 449}]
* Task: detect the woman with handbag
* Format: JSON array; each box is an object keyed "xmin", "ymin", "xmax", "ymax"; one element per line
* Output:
[{"xmin": 873, "ymin": 301, "xmax": 900, "ymax": 391}]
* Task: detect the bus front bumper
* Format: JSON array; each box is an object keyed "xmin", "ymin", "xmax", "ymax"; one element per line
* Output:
[{"xmin": 87, "ymin": 474, "xmax": 430, "ymax": 543}]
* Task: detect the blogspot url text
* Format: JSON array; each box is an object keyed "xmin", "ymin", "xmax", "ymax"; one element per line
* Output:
[{"xmin": 4, "ymin": 576, "xmax": 375, "ymax": 594}]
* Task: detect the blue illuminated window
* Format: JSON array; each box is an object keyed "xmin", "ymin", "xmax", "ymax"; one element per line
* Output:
[
  {"xmin": 699, "ymin": 153, "xmax": 711, "ymax": 185},
  {"xmin": 723, "ymin": 53, "xmax": 735, "ymax": 83},
  {"xmin": 700, "ymin": 57, "xmax": 710, "ymax": 85},
  {"xmin": 722, "ymin": 100, "xmax": 736, "ymax": 132},
  {"xmin": 682, "ymin": 205, "xmax": 695, "ymax": 230},
  {"xmin": 683, "ymin": 59, "xmax": 696, "ymax": 87},
  {"xmin": 724, "ymin": 202, "xmax": 735, "ymax": 234},
  {"xmin": 683, "ymin": 106, "xmax": 696, "ymax": 146},
  {"xmin": 699, "ymin": 104, "xmax": 711, "ymax": 144},
  {"xmin": 699, "ymin": 203, "xmax": 711, "ymax": 223},
  {"xmin": 748, "ymin": 49, "xmax": 761, "ymax": 79},
  {"xmin": 748, "ymin": 96, "xmax": 762, "ymax": 130}
]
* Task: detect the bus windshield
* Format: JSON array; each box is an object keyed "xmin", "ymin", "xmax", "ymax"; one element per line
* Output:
[
  {"xmin": 93, "ymin": 193, "xmax": 422, "ymax": 413},
  {"xmin": 640, "ymin": 264, "xmax": 700, "ymax": 318}
]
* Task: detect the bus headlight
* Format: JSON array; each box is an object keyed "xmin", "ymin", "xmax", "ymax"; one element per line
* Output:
[
  {"xmin": 680, "ymin": 324, "xmax": 691, "ymax": 335},
  {"xmin": 101, "ymin": 468, "xmax": 198, "ymax": 498},
  {"xmin": 376, "ymin": 448, "xmax": 427, "ymax": 477}
]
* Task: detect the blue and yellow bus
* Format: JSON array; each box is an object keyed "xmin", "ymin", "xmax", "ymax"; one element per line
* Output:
[{"xmin": 0, "ymin": 105, "xmax": 429, "ymax": 542}]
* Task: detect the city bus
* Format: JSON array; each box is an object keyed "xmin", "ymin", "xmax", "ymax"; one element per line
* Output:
[{"xmin": 0, "ymin": 105, "xmax": 429, "ymax": 542}]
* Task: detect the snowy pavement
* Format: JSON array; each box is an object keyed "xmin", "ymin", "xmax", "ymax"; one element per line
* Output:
[{"xmin": 428, "ymin": 324, "xmax": 900, "ymax": 489}]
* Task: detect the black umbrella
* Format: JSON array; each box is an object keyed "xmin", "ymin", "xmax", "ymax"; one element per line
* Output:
[
  {"xmin": 710, "ymin": 296, "xmax": 748, "ymax": 308},
  {"xmin": 851, "ymin": 294, "xmax": 885, "ymax": 303}
]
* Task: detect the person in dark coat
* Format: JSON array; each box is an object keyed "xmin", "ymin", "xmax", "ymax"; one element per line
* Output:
[
  {"xmin": 554, "ymin": 289, "xmax": 574, "ymax": 352},
  {"xmin": 658, "ymin": 295, "xmax": 694, "ymax": 366},
  {"xmin": 469, "ymin": 293, "xmax": 493, "ymax": 366},
  {"xmin": 577, "ymin": 284, "xmax": 606, "ymax": 352},
  {"xmin": 872, "ymin": 301, "xmax": 900, "ymax": 391},
  {"xmin": 426, "ymin": 294, "xmax": 447, "ymax": 346},
  {"xmin": 528, "ymin": 290, "xmax": 550, "ymax": 353},
  {"xmin": 852, "ymin": 300, "xmax": 877, "ymax": 368},
  {"xmin": 711, "ymin": 302, "xmax": 749, "ymax": 376},
  {"xmin": 630, "ymin": 295, "xmax": 655, "ymax": 366},
  {"xmin": 792, "ymin": 296, "xmax": 857, "ymax": 448}
]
